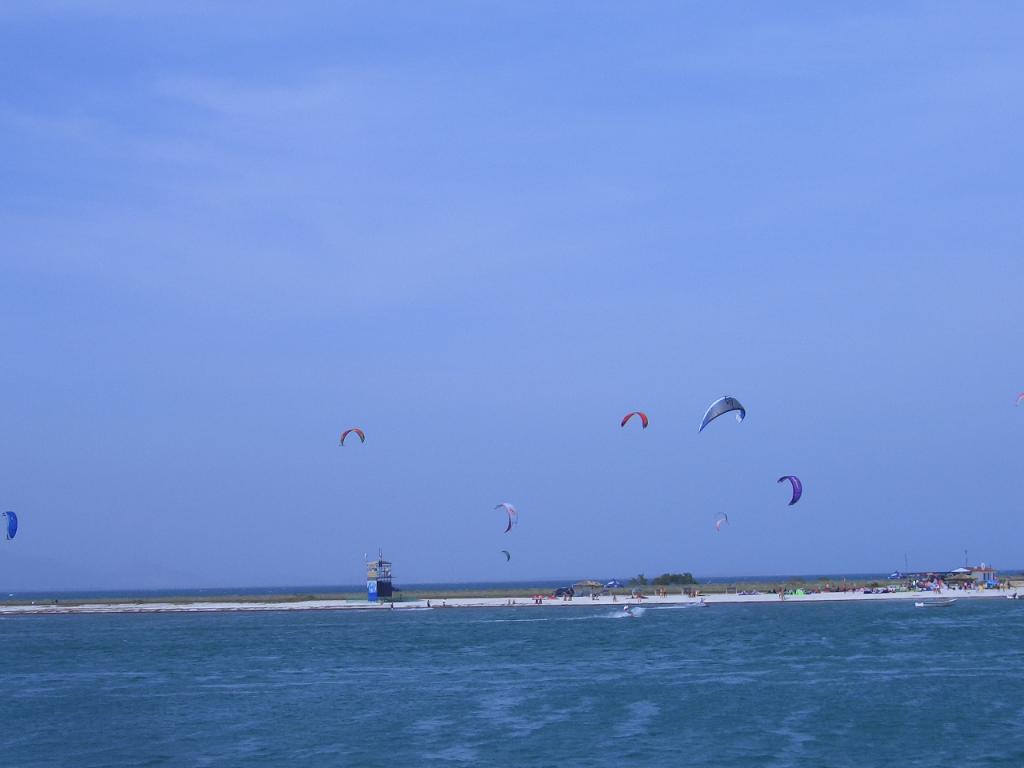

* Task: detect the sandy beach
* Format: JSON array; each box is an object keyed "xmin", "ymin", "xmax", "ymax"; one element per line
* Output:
[{"xmin": 2, "ymin": 587, "xmax": 1019, "ymax": 616}]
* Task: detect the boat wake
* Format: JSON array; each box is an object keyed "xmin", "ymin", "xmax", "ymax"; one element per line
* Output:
[{"xmin": 647, "ymin": 602, "xmax": 707, "ymax": 611}]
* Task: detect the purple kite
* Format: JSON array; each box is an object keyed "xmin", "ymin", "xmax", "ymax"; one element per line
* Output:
[
  {"xmin": 339, "ymin": 428, "xmax": 366, "ymax": 446},
  {"xmin": 777, "ymin": 475, "xmax": 803, "ymax": 506}
]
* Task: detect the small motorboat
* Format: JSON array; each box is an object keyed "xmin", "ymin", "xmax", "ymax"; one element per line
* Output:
[{"xmin": 914, "ymin": 598, "xmax": 957, "ymax": 608}]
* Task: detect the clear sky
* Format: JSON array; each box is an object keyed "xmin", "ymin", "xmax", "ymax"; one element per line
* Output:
[{"xmin": 2, "ymin": 3, "xmax": 1022, "ymax": 590}]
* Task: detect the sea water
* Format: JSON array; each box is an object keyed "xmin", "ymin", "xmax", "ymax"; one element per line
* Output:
[{"xmin": 2, "ymin": 600, "xmax": 1022, "ymax": 766}]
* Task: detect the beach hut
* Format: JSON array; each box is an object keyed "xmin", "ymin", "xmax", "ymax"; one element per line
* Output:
[{"xmin": 970, "ymin": 564, "xmax": 999, "ymax": 588}]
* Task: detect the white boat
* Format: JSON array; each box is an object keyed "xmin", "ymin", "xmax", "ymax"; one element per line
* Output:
[{"xmin": 914, "ymin": 598, "xmax": 957, "ymax": 608}]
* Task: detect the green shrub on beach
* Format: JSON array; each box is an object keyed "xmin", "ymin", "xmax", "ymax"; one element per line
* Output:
[{"xmin": 652, "ymin": 573, "xmax": 699, "ymax": 586}]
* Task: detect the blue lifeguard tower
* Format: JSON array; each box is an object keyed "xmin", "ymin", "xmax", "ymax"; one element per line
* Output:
[{"xmin": 366, "ymin": 550, "xmax": 393, "ymax": 602}]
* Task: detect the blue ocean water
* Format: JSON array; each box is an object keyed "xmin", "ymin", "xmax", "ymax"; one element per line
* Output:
[{"xmin": 3, "ymin": 600, "xmax": 1023, "ymax": 767}]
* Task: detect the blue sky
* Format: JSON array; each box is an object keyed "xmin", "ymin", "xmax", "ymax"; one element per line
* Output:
[{"xmin": 2, "ymin": 3, "xmax": 1022, "ymax": 590}]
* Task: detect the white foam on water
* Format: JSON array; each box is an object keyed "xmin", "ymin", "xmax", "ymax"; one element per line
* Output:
[{"xmin": 607, "ymin": 606, "xmax": 645, "ymax": 619}]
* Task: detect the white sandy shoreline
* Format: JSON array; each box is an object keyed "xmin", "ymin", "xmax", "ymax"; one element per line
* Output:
[{"xmin": 1, "ymin": 588, "xmax": 1019, "ymax": 616}]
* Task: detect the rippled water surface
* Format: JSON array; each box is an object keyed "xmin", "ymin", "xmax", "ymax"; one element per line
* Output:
[{"xmin": 3, "ymin": 601, "xmax": 1023, "ymax": 766}]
